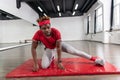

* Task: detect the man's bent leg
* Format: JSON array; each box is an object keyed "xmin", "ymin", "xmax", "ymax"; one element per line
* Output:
[{"xmin": 41, "ymin": 49, "xmax": 55, "ymax": 69}]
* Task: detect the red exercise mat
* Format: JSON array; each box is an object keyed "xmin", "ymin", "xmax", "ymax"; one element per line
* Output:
[{"xmin": 6, "ymin": 58, "xmax": 120, "ymax": 78}]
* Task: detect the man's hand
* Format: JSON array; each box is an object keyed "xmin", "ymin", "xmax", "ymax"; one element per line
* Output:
[
  {"xmin": 32, "ymin": 64, "xmax": 39, "ymax": 72},
  {"xmin": 57, "ymin": 63, "xmax": 65, "ymax": 70}
]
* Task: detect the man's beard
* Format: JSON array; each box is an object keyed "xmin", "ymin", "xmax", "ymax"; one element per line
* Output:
[{"xmin": 45, "ymin": 32, "xmax": 51, "ymax": 36}]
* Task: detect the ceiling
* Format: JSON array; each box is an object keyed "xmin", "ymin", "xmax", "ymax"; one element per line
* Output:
[
  {"xmin": 18, "ymin": 0, "xmax": 97, "ymax": 18},
  {"xmin": 0, "ymin": 0, "xmax": 97, "ymax": 20},
  {"xmin": 0, "ymin": 9, "xmax": 20, "ymax": 20}
]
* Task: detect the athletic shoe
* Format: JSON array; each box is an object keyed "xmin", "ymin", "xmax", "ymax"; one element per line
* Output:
[{"xmin": 95, "ymin": 58, "xmax": 105, "ymax": 66}]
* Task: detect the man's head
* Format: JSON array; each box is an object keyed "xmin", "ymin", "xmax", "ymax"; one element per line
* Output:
[{"xmin": 37, "ymin": 16, "xmax": 51, "ymax": 36}]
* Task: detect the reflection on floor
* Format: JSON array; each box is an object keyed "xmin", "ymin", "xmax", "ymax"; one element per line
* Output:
[
  {"xmin": 0, "ymin": 43, "xmax": 20, "ymax": 48},
  {"xmin": 0, "ymin": 43, "xmax": 31, "ymax": 51},
  {"xmin": 0, "ymin": 41, "xmax": 120, "ymax": 80}
]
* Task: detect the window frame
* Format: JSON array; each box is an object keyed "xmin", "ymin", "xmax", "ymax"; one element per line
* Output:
[
  {"xmin": 113, "ymin": 0, "xmax": 120, "ymax": 30},
  {"xmin": 95, "ymin": 6, "xmax": 104, "ymax": 33}
]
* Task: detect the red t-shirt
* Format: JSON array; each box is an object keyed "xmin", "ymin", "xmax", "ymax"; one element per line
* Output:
[{"xmin": 32, "ymin": 28, "xmax": 61, "ymax": 49}]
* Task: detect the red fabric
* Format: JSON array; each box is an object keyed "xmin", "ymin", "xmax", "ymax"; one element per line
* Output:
[
  {"xmin": 38, "ymin": 20, "xmax": 50, "ymax": 27},
  {"xmin": 32, "ymin": 28, "xmax": 61, "ymax": 49},
  {"xmin": 6, "ymin": 58, "xmax": 120, "ymax": 78}
]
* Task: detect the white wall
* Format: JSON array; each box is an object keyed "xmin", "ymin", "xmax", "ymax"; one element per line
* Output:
[
  {"xmin": 83, "ymin": 1, "xmax": 104, "ymax": 42},
  {"xmin": 109, "ymin": 31, "xmax": 120, "ymax": 44},
  {"xmin": 51, "ymin": 16, "xmax": 84, "ymax": 41},
  {"xmin": 83, "ymin": 0, "xmax": 112, "ymax": 43},
  {"xmin": 0, "ymin": 0, "xmax": 85, "ymax": 43},
  {"xmin": 2, "ymin": 0, "xmax": 120, "ymax": 44},
  {"xmin": 0, "ymin": 20, "xmax": 38, "ymax": 43},
  {"xmin": 83, "ymin": 0, "xmax": 120, "ymax": 44},
  {"xmin": 0, "ymin": 16, "xmax": 84, "ymax": 43},
  {"xmin": 0, "ymin": 0, "xmax": 39, "ymax": 24}
]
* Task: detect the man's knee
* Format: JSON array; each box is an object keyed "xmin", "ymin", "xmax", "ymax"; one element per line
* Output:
[{"xmin": 41, "ymin": 63, "xmax": 50, "ymax": 69}]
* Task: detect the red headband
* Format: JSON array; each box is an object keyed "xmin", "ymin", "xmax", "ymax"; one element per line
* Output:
[{"xmin": 38, "ymin": 20, "xmax": 50, "ymax": 27}]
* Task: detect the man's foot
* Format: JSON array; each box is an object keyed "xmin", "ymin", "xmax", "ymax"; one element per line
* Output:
[
  {"xmin": 90, "ymin": 57, "xmax": 105, "ymax": 66},
  {"xmin": 95, "ymin": 58, "xmax": 105, "ymax": 66}
]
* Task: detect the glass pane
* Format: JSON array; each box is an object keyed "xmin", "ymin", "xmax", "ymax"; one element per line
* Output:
[
  {"xmin": 114, "ymin": 5, "xmax": 120, "ymax": 27},
  {"xmin": 89, "ymin": 15, "xmax": 91, "ymax": 21},
  {"xmin": 96, "ymin": 15, "xmax": 103, "ymax": 32},
  {"xmin": 89, "ymin": 24, "xmax": 91, "ymax": 33},
  {"xmin": 96, "ymin": 7, "xmax": 102, "ymax": 16},
  {"xmin": 114, "ymin": 0, "xmax": 120, "ymax": 5},
  {"xmin": 88, "ymin": 16, "xmax": 92, "ymax": 33}
]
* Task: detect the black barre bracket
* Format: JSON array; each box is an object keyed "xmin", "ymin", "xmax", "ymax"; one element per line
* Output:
[{"xmin": 16, "ymin": 0, "xmax": 21, "ymax": 9}]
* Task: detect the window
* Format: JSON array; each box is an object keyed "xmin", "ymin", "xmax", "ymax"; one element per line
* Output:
[
  {"xmin": 86, "ymin": 15, "xmax": 91, "ymax": 34},
  {"xmin": 88, "ymin": 15, "xmax": 92, "ymax": 33},
  {"xmin": 113, "ymin": 0, "xmax": 120, "ymax": 29},
  {"xmin": 95, "ymin": 7, "xmax": 103, "ymax": 32}
]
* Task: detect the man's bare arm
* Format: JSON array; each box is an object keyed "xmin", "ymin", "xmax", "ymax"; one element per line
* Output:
[
  {"xmin": 56, "ymin": 40, "xmax": 64, "ymax": 69},
  {"xmin": 31, "ymin": 41, "xmax": 39, "ymax": 71}
]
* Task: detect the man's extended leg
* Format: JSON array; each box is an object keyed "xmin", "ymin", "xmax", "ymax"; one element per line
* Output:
[{"xmin": 61, "ymin": 42, "xmax": 105, "ymax": 66}]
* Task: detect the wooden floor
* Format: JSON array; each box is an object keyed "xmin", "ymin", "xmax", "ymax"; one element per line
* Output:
[{"xmin": 0, "ymin": 41, "xmax": 120, "ymax": 80}]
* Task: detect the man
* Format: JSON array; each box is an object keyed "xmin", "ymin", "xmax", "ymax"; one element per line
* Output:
[{"xmin": 31, "ymin": 16, "xmax": 105, "ymax": 72}]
